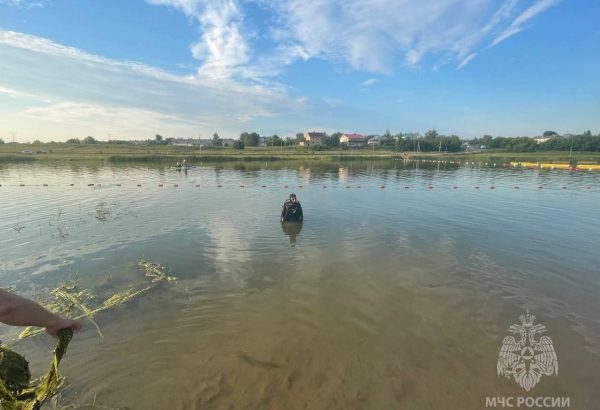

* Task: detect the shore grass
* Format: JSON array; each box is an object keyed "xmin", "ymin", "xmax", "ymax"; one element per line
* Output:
[{"xmin": 1, "ymin": 142, "xmax": 599, "ymax": 163}]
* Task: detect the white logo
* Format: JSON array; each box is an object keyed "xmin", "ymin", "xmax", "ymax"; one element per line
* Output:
[{"xmin": 497, "ymin": 311, "xmax": 558, "ymax": 391}]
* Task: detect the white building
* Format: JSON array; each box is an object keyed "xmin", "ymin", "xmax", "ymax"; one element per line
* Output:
[{"xmin": 340, "ymin": 133, "xmax": 365, "ymax": 147}]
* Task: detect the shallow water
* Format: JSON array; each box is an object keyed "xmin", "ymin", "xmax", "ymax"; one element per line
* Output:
[{"xmin": 1, "ymin": 160, "xmax": 599, "ymax": 409}]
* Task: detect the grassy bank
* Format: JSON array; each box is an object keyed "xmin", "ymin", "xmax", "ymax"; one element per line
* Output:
[
  {"xmin": 0, "ymin": 142, "xmax": 400, "ymax": 162},
  {"xmin": 1, "ymin": 142, "xmax": 599, "ymax": 163},
  {"xmin": 0, "ymin": 154, "xmax": 36, "ymax": 163}
]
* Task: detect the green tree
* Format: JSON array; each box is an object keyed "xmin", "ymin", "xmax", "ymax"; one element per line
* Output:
[
  {"xmin": 379, "ymin": 130, "xmax": 395, "ymax": 147},
  {"xmin": 321, "ymin": 133, "xmax": 340, "ymax": 148},
  {"xmin": 66, "ymin": 138, "xmax": 81, "ymax": 144},
  {"xmin": 83, "ymin": 136, "xmax": 97, "ymax": 144},
  {"xmin": 543, "ymin": 130, "xmax": 558, "ymax": 137},
  {"xmin": 0, "ymin": 138, "xmax": 5, "ymax": 144},
  {"xmin": 425, "ymin": 129, "xmax": 439, "ymax": 139},
  {"xmin": 270, "ymin": 135, "xmax": 282, "ymax": 147},
  {"xmin": 212, "ymin": 132, "xmax": 223, "ymax": 147},
  {"xmin": 480, "ymin": 135, "xmax": 493, "ymax": 146},
  {"xmin": 446, "ymin": 135, "xmax": 462, "ymax": 152},
  {"xmin": 155, "ymin": 134, "xmax": 163, "ymax": 142},
  {"xmin": 233, "ymin": 140, "xmax": 245, "ymax": 149},
  {"xmin": 240, "ymin": 132, "xmax": 260, "ymax": 147}
]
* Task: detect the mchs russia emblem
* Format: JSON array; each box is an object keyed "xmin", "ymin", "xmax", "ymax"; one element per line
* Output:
[{"xmin": 497, "ymin": 311, "xmax": 558, "ymax": 391}]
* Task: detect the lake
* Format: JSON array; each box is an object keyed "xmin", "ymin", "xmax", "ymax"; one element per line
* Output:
[{"xmin": 1, "ymin": 160, "xmax": 599, "ymax": 409}]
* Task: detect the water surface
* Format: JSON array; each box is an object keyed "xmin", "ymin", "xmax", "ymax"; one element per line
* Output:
[{"xmin": 1, "ymin": 160, "xmax": 599, "ymax": 409}]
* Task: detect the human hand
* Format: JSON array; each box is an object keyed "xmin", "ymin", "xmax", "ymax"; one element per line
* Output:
[{"xmin": 45, "ymin": 317, "xmax": 82, "ymax": 337}]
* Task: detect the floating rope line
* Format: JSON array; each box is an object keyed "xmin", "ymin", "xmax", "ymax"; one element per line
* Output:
[{"xmin": 0, "ymin": 183, "xmax": 596, "ymax": 190}]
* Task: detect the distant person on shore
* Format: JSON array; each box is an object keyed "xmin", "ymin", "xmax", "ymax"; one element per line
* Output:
[
  {"xmin": 0, "ymin": 288, "xmax": 81, "ymax": 337},
  {"xmin": 281, "ymin": 193, "xmax": 303, "ymax": 222}
]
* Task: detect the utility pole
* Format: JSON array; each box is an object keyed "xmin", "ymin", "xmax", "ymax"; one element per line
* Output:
[{"xmin": 569, "ymin": 135, "xmax": 573, "ymax": 157}]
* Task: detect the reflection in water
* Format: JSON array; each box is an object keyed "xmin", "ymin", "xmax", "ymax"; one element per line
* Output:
[{"xmin": 281, "ymin": 221, "xmax": 303, "ymax": 245}]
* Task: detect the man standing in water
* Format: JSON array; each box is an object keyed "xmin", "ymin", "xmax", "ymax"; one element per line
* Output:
[{"xmin": 281, "ymin": 193, "xmax": 303, "ymax": 222}]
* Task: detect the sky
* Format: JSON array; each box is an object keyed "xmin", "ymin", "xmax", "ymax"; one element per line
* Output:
[{"xmin": 0, "ymin": 0, "xmax": 599, "ymax": 142}]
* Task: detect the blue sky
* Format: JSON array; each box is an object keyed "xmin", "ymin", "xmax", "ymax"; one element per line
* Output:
[{"xmin": 1, "ymin": 0, "xmax": 599, "ymax": 141}]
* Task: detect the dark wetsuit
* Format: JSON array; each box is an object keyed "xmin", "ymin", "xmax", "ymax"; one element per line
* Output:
[{"xmin": 281, "ymin": 199, "xmax": 303, "ymax": 222}]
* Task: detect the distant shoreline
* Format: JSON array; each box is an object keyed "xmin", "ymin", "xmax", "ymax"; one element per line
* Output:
[{"xmin": 1, "ymin": 143, "xmax": 599, "ymax": 163}]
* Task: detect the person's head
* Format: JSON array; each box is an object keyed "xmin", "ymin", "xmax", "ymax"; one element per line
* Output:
[{"xmin": 289, "ymin": 193, "xmax": 297, "ymax": 203}]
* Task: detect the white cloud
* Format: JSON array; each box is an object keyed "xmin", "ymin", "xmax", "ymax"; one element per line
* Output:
[
  {"xmin": 143, "ymin": 0, "xmax": 560, "ymax": 77},
  {"xmin": 0, "ymin": 29, "xmax": 296, "ymax": 140},
  {"xmin": 0, "ymin": 30, "xmax": 191, "ymax": 84},
  {"xmin": 322, "ymin": 97, "xmax": 342, "ymax": 108},
  {"xmin": 21, "ymin": 102, "xmax": 187, "ymax": 127},
  {"xmin": 0, "ymin": 1, "xmax": 562, "ymax": 140},
  {"xmin": 255, "ymin": 0, "xmax": 560, "ymax": 71},
  {"xmin": 457, "ymin": 52, "xmax": 478, "ymax": 69},
  {"xmin": 147, "ymin": 0, "xmax": 251, "ymax": 81},
  {"xmin": 361, "ymin": 78, "xmax": 378, "ymax": 87},
  {"xmin": 0, "ymin": 85, "xmax": 53, "ymax": 102},
  {"xmin": 0, "ymin": 0, "xmax": 47, "ymax": 8},
  {"xmin": 490, "ymin": 0, "xmax": 561, "ymax": 47}
]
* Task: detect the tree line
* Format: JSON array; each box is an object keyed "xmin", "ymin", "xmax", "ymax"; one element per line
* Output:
[
  {"xmin": 468, "ymin": 131, "xmax": 600, "ymax": 152},
  {"xmin": 4, "ymin": 130, "xmax": 600, "ymax": 152}
]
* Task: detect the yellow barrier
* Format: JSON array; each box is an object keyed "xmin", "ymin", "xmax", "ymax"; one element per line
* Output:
[{"xmin": 510, "ymin": 162, "xmax": 600, "ymax": 170}]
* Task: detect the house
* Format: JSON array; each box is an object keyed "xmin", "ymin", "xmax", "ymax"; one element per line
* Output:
[
  {"xmin": 533, "ymin": 136, "xmax": 551, "ymax": 144},
  {"xmin": 171, "ymin": 138, "xmax": 193, "ymax": 146},
  {"xmin": 221, "ymin": 138, "xmax": 235, "ymax": 147},
  {"xmin": 340, "ymin": 133, "xmax": 365, "ymax": 147},
  {"xmin": 171, "ymin": 138, "xmax": 212, "ymax": 146},
  {"xmin": 367, "ymin": 135, "xmax": 383, "ymax": 145},
  {"xmin": 462, "ymin": 143, "xmax": 483, "ymax": 152},
  {"xmin": 304, "ymin": 131, "xmax": 326, "ymax": 146}
]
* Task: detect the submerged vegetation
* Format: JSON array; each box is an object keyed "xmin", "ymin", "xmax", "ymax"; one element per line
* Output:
[
  {"xmin": 0, "ymin": 329, "xmax": 73, "ymax": 410},
  {"xmin": 18, "ymin": 260, "xmax": 176, "ymax": 341},
  {"xmin": 1, "ymin": 261, "xmax": 176, "ymax": 409}
]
